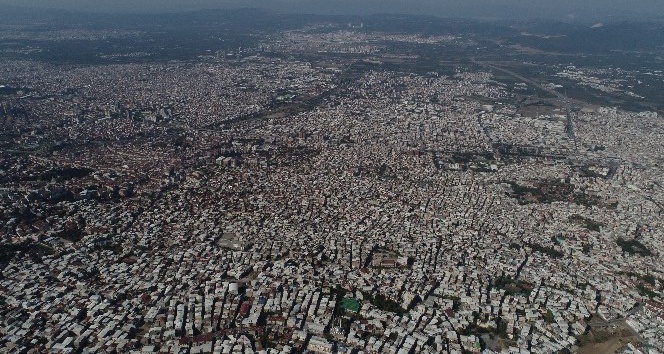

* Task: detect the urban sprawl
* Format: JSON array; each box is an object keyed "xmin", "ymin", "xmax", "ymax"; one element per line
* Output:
[{"xmin": 1, "ymin": 25, "xmax": 663, "ymax": 354}]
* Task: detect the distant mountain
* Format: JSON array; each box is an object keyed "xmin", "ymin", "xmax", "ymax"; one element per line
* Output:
[{"xmin": 2, "ymin": 0, "xmax": 664, "ymax": 22}]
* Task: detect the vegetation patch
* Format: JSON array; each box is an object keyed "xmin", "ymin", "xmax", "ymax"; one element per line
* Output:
[
  {"xmin": 569, "ymin": 214, "xmax": 603, "ymax": 232},
  {"xmin": 617, "ymin": 237, "xmax": 652, "ymax": 256},
  {"xmin": 54, "ymin": 228, "xmax": 84, "ymax": 242},
  {"xmin": 0, "ymin": 241, "xmax": 53, "ymax": 264},
  {"xmin": 578, "ymin": 166, "xmax": 606, "ymax": 178},
  {"xmin": 362, "ymin": 292, "xmax": 405, "ymax": 315},
  {"xmin": 582, "ymin": 243, "xmax": 593, "ymax": 254},
  {"xmin": 493, "ymin": 275, "xmax": 535, "ymax": 295},
  {"xmin": 506, "ymin": 180, "xmax": 607, "ymax": 208},
  {"xmin": 527, "ymin": 242, "xmax": 564, "ymax": 258},
  {"xmin": 543, "ymin": 309, "xmax": 555, "ymax": 323}
]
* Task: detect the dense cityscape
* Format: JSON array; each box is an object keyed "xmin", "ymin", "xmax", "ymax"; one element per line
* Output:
[{"xmin": 1, "ymin": 8, "xmax": 663, "ymax": 354}]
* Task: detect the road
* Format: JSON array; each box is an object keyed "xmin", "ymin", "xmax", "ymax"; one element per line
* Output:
[
  {"xmin": 470, "ymin": 58, "xmax": 566, "ymax": 100},
  {"xmin": 470, "ymin": 58, "xmax": 580, "ymax": 150}
]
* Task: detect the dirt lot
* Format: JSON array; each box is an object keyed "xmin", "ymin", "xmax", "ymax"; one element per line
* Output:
[
  {"xmin": 577, "ymin": 337, "xmax": 638, "ymax": 354},
  {"xmin": 577, "ymin": 326, "xmax": 640, "ymax": 354}
]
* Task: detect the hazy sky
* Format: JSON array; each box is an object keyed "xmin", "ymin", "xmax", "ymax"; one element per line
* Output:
[{"xmin": 2, "ymin": 0, "xmax": 664, "ymax": 20}]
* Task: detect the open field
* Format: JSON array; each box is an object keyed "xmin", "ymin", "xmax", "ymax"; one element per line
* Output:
[{"xmin": 577, "ymin": 326, "xmax": 640, "ymax": 354}]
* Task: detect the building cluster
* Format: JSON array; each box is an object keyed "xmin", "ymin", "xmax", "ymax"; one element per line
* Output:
[
  {"xmin": 262, "ymin": 28, "xmax": 465, "ymax": 55},
  {"xmin": 1, "ymin": 25, "xmax": 664, "ymax": 354},
  {"xmin": 555, "ymin": 66, "xmax": 649, "ymax": 99}
]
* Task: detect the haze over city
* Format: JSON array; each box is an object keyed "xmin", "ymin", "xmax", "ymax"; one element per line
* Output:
[{"xmin": 2, "ymin": 0, "xmax": 664, "ymax": 20}]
